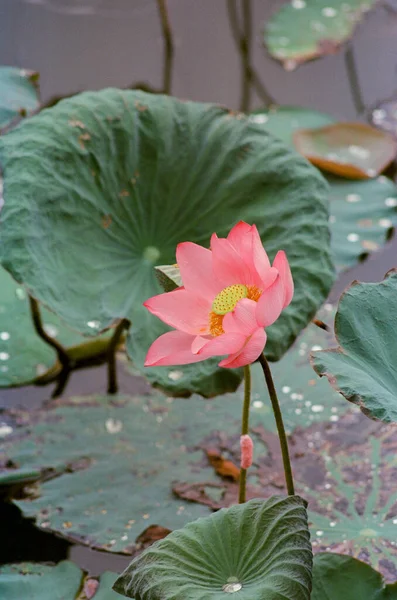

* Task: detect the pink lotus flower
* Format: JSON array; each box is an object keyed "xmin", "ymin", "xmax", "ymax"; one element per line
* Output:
[{"xmin": 144, "ymin": 222, "xmax": 294, "ymax": 369}]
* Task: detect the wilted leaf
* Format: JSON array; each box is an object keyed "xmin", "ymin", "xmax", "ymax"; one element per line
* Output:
[
  {"xmin": 253, "ymin": 105, "xmax": 397, "ymax": 272},
  {"xmin": 114, "ymin": 497, "xmax": 313, "ymax": 600},
  {"xmin": 264, "ymin": 0, "xmax": 377, "ymax": 70},
  {"xmin": 294, "ymin": 122, "xmax": 397, "ymax": 179},
  {"xmin": 312, "ymin": 553, "xmax": 397, "ymax": 598},
  {"xmin": 206, "ymin": 448, "xmax": 240, "ymax": 481},
  {"xmin": 0, "ymin": 89, "xmax": 334, "ymax": 397},
  {"xmin": 0, "ymin": 67, "xmax": 40, "ymax": 131},
  {"xmin": 312, "ymin": 270, "xmax": 397, "ymax": 423},
  {"xmin": 154, "ymin": 264, "xmax": 182, "ymax": 292}
]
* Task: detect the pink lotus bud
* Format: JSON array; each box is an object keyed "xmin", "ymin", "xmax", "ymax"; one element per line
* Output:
[{"xmin": 240, "ymin": 434, "xmax": 254, "ymax": 469}]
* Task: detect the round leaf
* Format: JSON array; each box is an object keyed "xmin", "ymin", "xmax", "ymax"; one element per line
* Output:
[
  {"xmin": 0, "ymin": 67, "xmax": 40, "ymax": 131},
  {"xmin": 114, "ymin": 496, "xmax": 313, "ymax": 600},
  {"xmin": 254, "ymin": 106, "xmax": 397, "ymax": 273},
  {"xmin": 312, "ymin": 554, "xmax": 397, "ymax": 599},
  {"xmin": 312, "ymin": 270, "xmax": 397, "ymax": 423},
  {"xmin": 0, "ymin": 89, "xmax": 334, "ymax": 396},
  {"xmin": 264, "ymin": 0, "xmax": 377, "ymax": 70}
]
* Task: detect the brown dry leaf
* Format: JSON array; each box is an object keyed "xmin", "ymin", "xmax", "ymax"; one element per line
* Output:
[
  {"xmin": 135, "ymin": 524, "xmax": 172, "ymax": 547},
  {"xmin": 205, "ymin": 448, "xmax": 240, "ymax": 481},
  {"xmin": 293, "ymin": 123, "xmax": 397, "ymax": 179}
]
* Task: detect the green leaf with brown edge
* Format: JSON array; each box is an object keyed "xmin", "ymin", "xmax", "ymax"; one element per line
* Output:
[
  {"xmin": 264, "ymin": 0, "xmax": 377, "ymax": 71},
  {"xmin": 0, "ymin": 88, "xmax": 334, "ymax": 398},
  {"xmin": 0, "ymin": 66, "xmax": 40, "ymax": 131},
  {"xmin": 312, "ymin": 269, "xmax": 397, "ymax": 423},
  {"xmin": 294, "ymin": 122, "xmax": 397, "ymax": 180},
  {"xmin": 114, "ymin": 496, "xmax": 312, "ymax": 600},
  {"xmin": 253, "ymin": 105, "xmax": 397, "ymax": 273},
  {"xmin": 312, "ymin": 553, "xmax": 397, "ymax": 599}
]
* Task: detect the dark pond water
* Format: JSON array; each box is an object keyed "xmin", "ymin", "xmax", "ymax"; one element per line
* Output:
[{"xmin": 1, "ymin": 0, "xmax": 397, "ymax": 578}]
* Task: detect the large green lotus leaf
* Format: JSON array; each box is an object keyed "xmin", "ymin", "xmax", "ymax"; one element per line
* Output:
[
  {"xmin": 114, "ymin": 496, "xmax": 312, "ymax": 600},
  {"xmin": 2, "ymin": 344, "xmax": 342, "ymax": 555},
  {"xmin": 264, "ymin": 0, "xmax": 377, "ymax": 70},
  {"xmin": 253, "ymin": 106, "xmax": 397, "ymax": 273},
  {"xmin": 0, "ymin": 67, "xmax": 40, "ymax": 131},
  {"xmin": 312, "ymin": 554, "xmax": 397, "ymax": 599},
  {"xmin": 0, "ymin": 562, "xmax": 120, "ymax": 600},
  {"xmin": 312, "ymin": 270, "xmax": 397, "ymax": 423},
  {"xmin": 2, "ymin": 392, "xmax": 263, "ymax": 552},
  {"xmin": 0, "ymin": 266, "xmax": 84, "ymax": 387},
  {"xmin": 0, "ymin": 88, "xmax": 334, "ymax": 397}
]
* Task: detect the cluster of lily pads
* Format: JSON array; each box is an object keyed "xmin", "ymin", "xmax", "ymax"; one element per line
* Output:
[{"xmin": 1, "ymin": 2, "xmax": 397, "ymax": 593}]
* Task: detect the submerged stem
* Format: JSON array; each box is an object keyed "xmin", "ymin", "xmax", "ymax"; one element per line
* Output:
[
  {"xmin": 107, "ymin": 319, "xmax": 130, "ymax": 394},
  {"xmin": 344, "ymin": 44, "xmax": 365, "ymax": 115},
  {"xmin": 258, "ymin": 353, "xmax": 295, "ymax": 495},
  {"xmin": 239, "ymin": 363, "xmax": 251, "ymax": 503}
]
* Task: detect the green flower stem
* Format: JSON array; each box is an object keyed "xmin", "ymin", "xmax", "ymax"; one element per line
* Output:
[
  {"xmin": 239, "ymin": 363, "xmax": 251, "ymax": 504},
  {"xmin": 258, "ymin": 353, "xmax": 295, "ymax": 495}
]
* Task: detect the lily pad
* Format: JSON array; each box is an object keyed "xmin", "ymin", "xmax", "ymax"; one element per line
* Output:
[
  {"xmin": 250, "ymin": 303, "xmax": 348, "ymax": 432},
  {"xmin": 254, "ymin": 105, "xmax": 397, "ymax": 272},
  {"xmin": 312, "ymin": 270, "xmax": 397, "ymax": 423},
  {"xmin": 312, "ymin": 553, "xmax": 397, "ymax": 599},
  {"xmin": 249, "ymin": 106, "xmax": 334, "ymax": 146},
  {"xmin": 114, "ymin": 496, "xmax": 312, "ymax": 600},
  {"xmin": 1, "ymin": 392, "xmax": 247, "ymax": 552},
  {"xmin": 1, "ymin": 342, "xmax": 343, "ymax": 555},
  {"xmin": 264, "ymin": 0, "xmax": 377, "ymax": 70},
  {"xmin": 0, "ymin": 562, "xmax": 120, "ymax": 600},
  {"xmin": 294, "ymin": 123, "xmax": 397, "ymax": 179},
  {"xmin": 0, "ymin": 67, "xmax": 40, "ymax": 131},
  {"xmin": 0, "ymin": 88, "xmax": 334, "ymax": 397}
]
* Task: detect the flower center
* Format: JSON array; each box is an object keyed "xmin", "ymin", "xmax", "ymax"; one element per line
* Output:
[
  {"xmin": 209, "ymin": 284, "xmax": 262, "ymax": 337},
  {"xmin": 212, "ymin": 284, "xmax": 248, "ymax": 315}
]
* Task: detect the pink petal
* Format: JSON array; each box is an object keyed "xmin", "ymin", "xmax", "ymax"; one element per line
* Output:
[
  {"xmin": 144, "ymin": 289, "xmax": 210, "ymax": 335},
  {"xmin": 191, "ymin": 335, "xmax": 209, "ymax": 354},
  {"xmin": 211, "ymin": 233, "xmax": 256, "ymax": 287},
  {"xmin": 176, "ymin": 242, "xmax": 221, "ymax": 301},
  {"xmin": 197, "ymin": 332, "xmax": 246, "ymax": 359},
  {"xmin": 227, "ymin": 222, "xmax": 278, "ymax": 290},
  {"xmin": 222, "ymin": 298, "xmax": 258, "ymax": 336},
  {"xmin": 144, "ymin": 330, "xmax": 205, "ymax": 366},
  {"xmin": 255, "ymin": 274, "xmax": 285, "ymax": 328},
  {"xmin": 273, "ymin": 250, "xmax": 294, "ymax": 307},
  {"xmin": 219, "ymin": 328, "xmax": 267, "ymax": 369}
]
